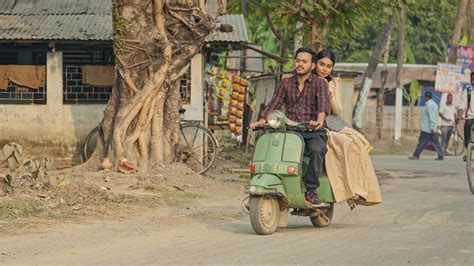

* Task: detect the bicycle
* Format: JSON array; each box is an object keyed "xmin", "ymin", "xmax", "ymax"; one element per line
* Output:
[
  {"xmin": 83, "ymin": 109, "xmax": 218, "ymax": 174},
  {"xmin": 176, "ymin": 109, "xmax": 218, "ymax": 174},
  {"xmin": 436, "ymin": 119, "xmax": 464, "ymax": 156}
]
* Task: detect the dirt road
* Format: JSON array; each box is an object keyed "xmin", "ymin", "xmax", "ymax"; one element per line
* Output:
[{"xmin": 1, "ymin": 171, "xmax": 473, "ymax": 265}]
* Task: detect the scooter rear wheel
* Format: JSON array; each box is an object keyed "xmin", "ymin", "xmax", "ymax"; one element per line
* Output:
[
  {"xmin": 249, "ymin": 195, "xmax": 280, "ymax": 235},
  {"xmin": 310, "ymin": 203, "xmax": 334, "ymax": 227}
]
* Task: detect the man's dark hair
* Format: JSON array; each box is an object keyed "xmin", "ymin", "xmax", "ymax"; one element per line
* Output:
[
  {"xmin": 425, "ymin": 91, "xmax": 433, "ymax": 99},
  {"xmin": 295, "ymin": 47, "xmax": 315, "ymax": 59}
]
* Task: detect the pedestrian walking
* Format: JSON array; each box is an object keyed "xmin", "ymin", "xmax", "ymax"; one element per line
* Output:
[
  {"xmin": 409, "ymin": 91, "xmax": 444, "ymax": 160},
  {"xmin": 439, "ymin": 93, "xmax": 456, "ymax": 155}
]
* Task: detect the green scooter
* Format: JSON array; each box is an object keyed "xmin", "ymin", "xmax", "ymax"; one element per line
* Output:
[{"xmin": 245, "ymin": 110, "xmax": 334, "ymax": 235}]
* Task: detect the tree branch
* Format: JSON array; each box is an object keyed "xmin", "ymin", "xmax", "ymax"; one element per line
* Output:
[{"xmin": 266, "ymin": 13, "xmax": 283, "ymax": 40}]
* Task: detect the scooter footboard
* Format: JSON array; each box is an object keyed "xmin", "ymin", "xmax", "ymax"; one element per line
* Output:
[{"xmin": 247, "ymin": 173, "xmax": 285, "ymax": 195}]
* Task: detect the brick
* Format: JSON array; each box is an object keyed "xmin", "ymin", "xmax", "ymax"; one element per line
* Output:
[
  {"xmin": 71, "ymin": 87, "xmax": 82, "ymax": 93},
  {"xmin": 88, "ymin": 93, "xmax": 99, "ymax": 100},
  {"xmin": 21, "ymin": 93, "xmax": 33, "ymax": 100},
  {"xmin": 66, "ymin": 93, "xmax": 77, "ymax": 101},
  {"xmin": 99, "ymin": 93, "xmax": 111, "ymax": 100},
  {"xmin": 77, "ymin": 93, "xmax": 87, "ymax": 100},
  {"xmin": 33, "ymin": 93, "xmax": 45, "ymax": 100}
]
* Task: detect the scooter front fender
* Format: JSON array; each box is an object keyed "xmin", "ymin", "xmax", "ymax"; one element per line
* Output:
[{"xmin": 246, "ymin": 173, "xmax": 286, "ymax": 196}]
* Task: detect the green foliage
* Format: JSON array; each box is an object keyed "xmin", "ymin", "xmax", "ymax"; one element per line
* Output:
[
  {"xmin": 228, "ymin": 0, "xmax": 461, "ymax": 67},
  {"xmin": 112, "ymin": 0, "xmax": 130, "ymax": 66},
  {"xmin": 403, "ymin": 80, "xmax": 421, "ymax": 106},
  {"xmin": 228, "ymin": 0, "xmax": 375, "ymax": 71},
  {"xmin": 331, "ymin": 0, "xmax": 459, "ymax": 64},
  {"xmin": 1, "ymin": 143, "xmax": 53, "ymax": 194},
  {"xmin": 403, "ymin": 0, "xmax": 458, "ymax": 64}
]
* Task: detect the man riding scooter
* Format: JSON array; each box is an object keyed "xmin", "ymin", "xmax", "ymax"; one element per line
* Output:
[{"xmin": 249, "ymin": 47, "xmax": 330, "ymax": 206}]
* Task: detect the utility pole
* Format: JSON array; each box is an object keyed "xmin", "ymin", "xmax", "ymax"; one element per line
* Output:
[{"xmin": 394, "ymin": 6, "xmax": 405, "ymax": 140}]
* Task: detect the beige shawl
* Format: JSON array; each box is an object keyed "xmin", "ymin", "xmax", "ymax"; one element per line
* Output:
[{"xmin": 326, "ymin": 128, "xmax": 382, "ymax": 205}]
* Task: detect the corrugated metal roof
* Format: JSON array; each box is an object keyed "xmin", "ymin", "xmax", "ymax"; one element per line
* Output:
[
  {"xmin": 0, "ymin": 0, "xmax": 111, "ymax": 15},
  {"xmin": 0, "ymin": 0, "xmax": 246, "ymax": 43},
  {"xmin": 205, "ymin": 14, "xmax": 248, "ymax": 43},
  {"xmin": 335, "ymin": 63, "xmax": 437, "ymax": 89},
  {"xmin": 0, "ymin": 14, "xmax": 112, "ymax": 41}
]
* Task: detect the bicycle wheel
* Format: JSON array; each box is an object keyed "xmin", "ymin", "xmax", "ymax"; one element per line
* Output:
[
  {"xmin": 177, "ymin": 124, "xmax": 218, "ymax": 174},
  {"xmin": 467, "ymin": 143, "xmax": 474, "ymax": 194},
  {"xmin": 83, "ymin": 126, "xmax": 99, "ymax": 161},
  {"xmin": 450, "ymin": 132, "xmax": 465, "ymax": 156}
]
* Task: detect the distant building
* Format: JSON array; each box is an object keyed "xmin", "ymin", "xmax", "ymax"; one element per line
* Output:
[
  {"xmin": 335, "ymin": 63, "xmax": 437, "ymax": 106},
  {"xmin": 0, "ymin": 0, "xmax": 248, "ymax": 165}
]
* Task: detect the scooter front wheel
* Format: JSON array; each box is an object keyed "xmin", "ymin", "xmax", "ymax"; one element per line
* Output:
[
  {"xmin": 310, "ymin": 203, "xmax": 334, "ymax": 227},
  {"xmin": 249, "ymin": 195, "xmax": 280, "ymax": 235}
]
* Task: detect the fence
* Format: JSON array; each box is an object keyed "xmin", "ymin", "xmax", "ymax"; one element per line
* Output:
[{"xmin": 362, "ymin": 106, "xmax": 422, "ymax": 141}]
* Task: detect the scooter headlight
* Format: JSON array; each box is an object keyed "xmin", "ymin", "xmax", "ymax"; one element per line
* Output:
[{"xmin": 267, "ymin": 110, "xmax": 284, "ymax": 129}]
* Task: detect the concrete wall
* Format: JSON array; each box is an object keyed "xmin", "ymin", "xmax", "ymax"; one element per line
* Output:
[
  {"xmin": 0, "ymin": 52, "xmax": 105, "ymax": 162},
  {"xmin": 182, "ymin": 54, "xmax": 204, "ymax": 121},
  {"xmin": 340, "ymin": 77, "xmax": 355, "ymax": 124}
]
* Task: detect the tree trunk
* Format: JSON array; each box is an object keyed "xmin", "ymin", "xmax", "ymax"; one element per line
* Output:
[
  {"xmin": 310, "ymin": 19, "xmax": 329, "ymax": 52},
  {"xmin": 294, "ymin": 22, "xmax": 304, "ymax": 51},
  {"xmin": 88, "ymin": 0, "xmax": 220, "ymax": 172},
  {"xmin": 310, "ymin": 20, "xmax": 319, "ymax": 52},
  {"xmin": 448, "ymin": 0, "xmax": 469, "ymax": 63},
  {"xmin": 468, "ymin": 0, "xmax": 474, "ymax": 43},
  {"xmin": 376, "ymin": 34, "xmax": 391, "ymax": 140},
  {"xmin": 352, "ymin": 15, "xmax": 397, "ymax": 131}
]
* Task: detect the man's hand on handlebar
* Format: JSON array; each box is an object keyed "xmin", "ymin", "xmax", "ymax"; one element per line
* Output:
[
  {"xmin": 309, "ymin": 119, "xmax": 324, "ymax": 130},
  {"xmin": 249, "ymin": 118, "xmax": 266, "ymax": 130}
]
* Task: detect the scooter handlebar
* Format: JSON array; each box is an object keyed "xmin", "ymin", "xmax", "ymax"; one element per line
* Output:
[
  {"xmin": 292, "ymin": 122, "xmax": 327, "ymax": 133},
  {"xmin": 251, "ymin": 125, "xmax": 269, "ymax": 131}
]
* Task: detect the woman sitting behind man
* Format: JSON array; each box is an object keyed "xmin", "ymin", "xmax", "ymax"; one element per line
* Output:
[{"xmin": 284, "ymin": 50, "xmax": 382, "ymax": 208}]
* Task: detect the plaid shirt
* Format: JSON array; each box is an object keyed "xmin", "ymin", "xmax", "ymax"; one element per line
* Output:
[{"xmin": 260, "ymin": 74, "xmax": 329, "ymax": 122}]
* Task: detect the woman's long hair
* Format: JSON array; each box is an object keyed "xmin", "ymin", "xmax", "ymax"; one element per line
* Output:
[{"xmin": 313, "ymin": 50, "xmax": 336, "ymax": 82}]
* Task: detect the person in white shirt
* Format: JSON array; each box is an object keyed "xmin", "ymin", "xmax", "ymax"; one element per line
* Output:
[
  {"xmin": 456, "ymin": 72, "xmax": 474, "ymax": 161},
  {"xmin": 439, "ymin": 93, "xmax": 456, "ymax": 155}
]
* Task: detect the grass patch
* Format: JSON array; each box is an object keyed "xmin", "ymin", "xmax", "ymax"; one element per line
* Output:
[
  {"xmin": 0, "ymin": 182, "xmax": 202, "ymax": 233},
  {"xmin": 0, "ymin": 198, "xmax": 43, "ymax": 219}
]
